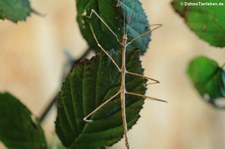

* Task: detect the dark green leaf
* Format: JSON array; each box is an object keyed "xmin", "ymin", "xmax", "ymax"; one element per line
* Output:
[
  {"xmin": 56, "ymin": 49, "xmax": 147, "ymax": 148},
  {"xmin": 0, "ymin": 92, "xmax": 47, "ymax": 149},
  {"xmin": 76, "ymin": 0, "xmax": 151, "ymax": 54},
  {"xmin": 171, "ymin": 0, "xmax": 225, "ymax": 47},
  {"xmin": 0, "ymin": 0, "xmax": 32, "ymax": 22},
  {"xmin": 187, "ymin": 56, "xmax": 225, "ymax": 108}
]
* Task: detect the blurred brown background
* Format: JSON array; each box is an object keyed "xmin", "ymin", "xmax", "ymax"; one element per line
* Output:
[{"xmin": 0, "ymin": 0, "xmax": 225, "ymax": 149}]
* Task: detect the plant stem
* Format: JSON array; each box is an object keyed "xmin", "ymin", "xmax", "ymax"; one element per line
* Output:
[
  {"xmin": 39, "ymin": 94, "xmax": 58, "ymax": 122},
  {"xmin": 71, "ymin": 48, "xmax": 92, "ymax": 68},
  {"xmin": 39, "ymin": 48, "xmax": 91, "ymax": 123},
  {"xmin": 221, "ymin": 62, "xmax": 225, "ymax": 68}
]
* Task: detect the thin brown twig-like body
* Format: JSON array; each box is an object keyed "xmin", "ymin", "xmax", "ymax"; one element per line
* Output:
[
  {"xmin": 120, "ymin": 33, "xmax": 129, "ymax": 148},
  {"xmin": 83, "ymin": 9, "xmax": 166, "ymax": 149}
]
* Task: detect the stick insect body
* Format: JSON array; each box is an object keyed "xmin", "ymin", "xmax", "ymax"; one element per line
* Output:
[{"xmin": 82, "ymin": 7, "xmax": 166, "ymax": 149}]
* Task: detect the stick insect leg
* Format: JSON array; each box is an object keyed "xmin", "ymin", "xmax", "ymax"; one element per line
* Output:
[
  {"xmin": 87, "ymin": 21, "xmax": 121, "ymax": 72},
  {"xmin": 83, "ymin": 91, "xmax": 120, "ymax": 122},
  {"xmin": 126, "ymin": 92, "xmax": 167, "ymax": 103},
  {"xmin": 85, "ymin": 9, "xmax": 121, "ymax": 44},
  {"xmin": 126, "ymin": 71, "xmax": 160, "ymax": 84},
  {"xmin": 125, "ymin": 24, "xmax": 162, "ymax": 86},
  {"xmin": 126, "ymin": 24, "xmax": 162, "ymax": 46}
]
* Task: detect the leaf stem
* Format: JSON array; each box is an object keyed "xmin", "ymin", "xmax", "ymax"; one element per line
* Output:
[
  {"xmin": 39, "ymin": 94, "xmax": 58, "ymax": 122},
  {"xmin": 221, "ymin": 62, "xmax": 225, "ymax": 69},
  {"xmin": 71, "ymin": 48, "xmax": 92, "ymax": 68},
  {"xmin": 39, "ymin": 48, "xmax": 91, "ymax": 123}
]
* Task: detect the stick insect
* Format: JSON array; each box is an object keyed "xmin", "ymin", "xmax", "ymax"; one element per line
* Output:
[{"xmin": 82, "ymin": 4, "xmax": 166, "ymax": 149}]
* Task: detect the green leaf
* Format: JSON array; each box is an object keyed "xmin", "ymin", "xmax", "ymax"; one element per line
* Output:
[
  {"xmin": 0, "ymin": 92, "xmax": 47, "ymax": 149},
  {"xmin": 0, "ymin": 0, "xmax": 32, "ymax": 23},
  {"xmin": 187, "ymin": 56, "xmax": 225, "ymax": 108},
  {"xmin": 171, "ymin": 0, "xmax": 225, "ymax": 47},
  {"xmin": 56, "ymin": 49, "xmax": 147, "ymax": 148},
  {"xmin": 76, "ymin": 0, "xmax": 151, "ymax": 54}
]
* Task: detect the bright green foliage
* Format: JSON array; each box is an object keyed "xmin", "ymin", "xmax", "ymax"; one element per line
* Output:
[
  {"xmin": 187, "ymin": 56, "xmax": 225, "ymax": 108},
  {"xmin": 76, "ymin": 0, "xmax": 151, "ymax": 54},
  {"xmin": 0, "ymin": 92, "xmax": 47, "ymax": 149},
  {"xmin": 56, "ymin": 49, "xmax": 147, "ymax": 148},
  {"xmin": 0, "ymin": 0, "xmax": 31, "ymax": 23},
  {"xmin": 172, "ymin": 0, "xmax": 225, "ymax": 47}
]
